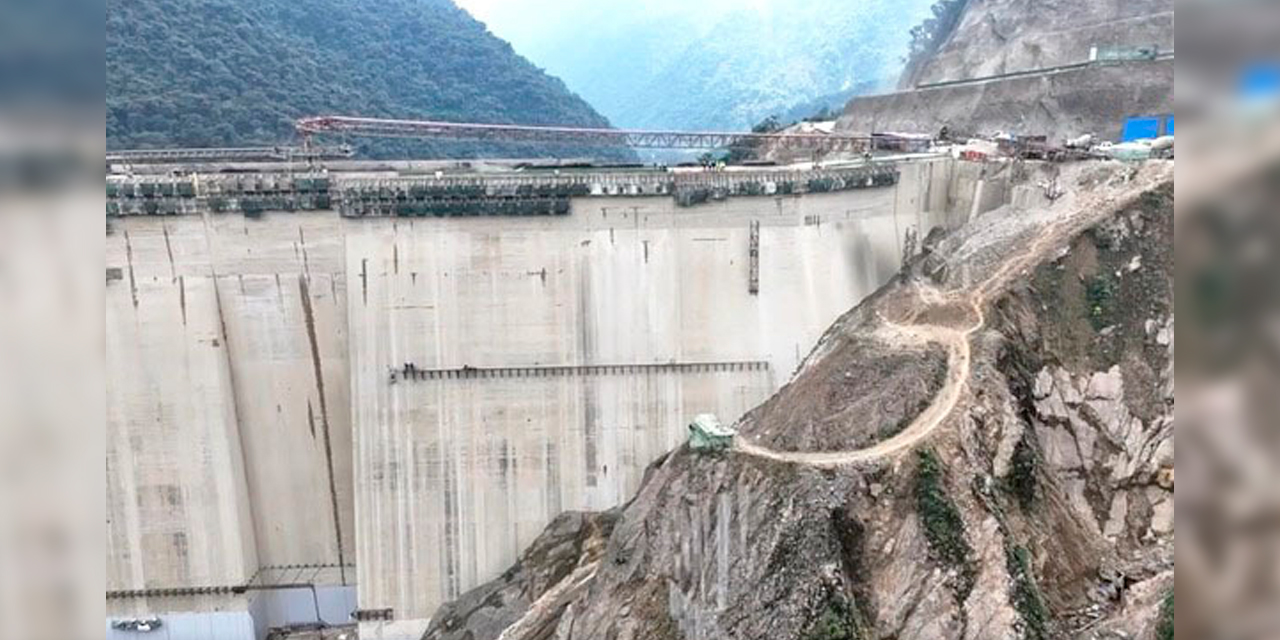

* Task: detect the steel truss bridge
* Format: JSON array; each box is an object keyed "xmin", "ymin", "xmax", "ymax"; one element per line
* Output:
[
  {"xmin": 295, "ymin": 116, "xmax": 873, "ymax": 154},
  {"xmin": 106, "ymin": 144, "xmax": 354, "ymax": 165}
]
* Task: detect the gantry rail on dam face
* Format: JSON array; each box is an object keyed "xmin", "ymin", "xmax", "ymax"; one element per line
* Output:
[{"xmin": 106, "ymin": 564, "xmax": 356, "ymax": 601}]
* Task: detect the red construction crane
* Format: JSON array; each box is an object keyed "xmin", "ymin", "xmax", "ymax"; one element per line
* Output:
[{"xmin": 296, "ymin": 116, "xmax": 872, "ymax": 155}]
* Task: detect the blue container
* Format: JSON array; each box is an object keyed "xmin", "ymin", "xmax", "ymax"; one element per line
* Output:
[{"xmin": 1121, "ymin": 116, "xmax": 1163, "ymax": 141}]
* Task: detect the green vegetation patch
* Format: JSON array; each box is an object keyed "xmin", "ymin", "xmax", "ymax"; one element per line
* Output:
[
  {"xmin": 805, "ymin": 595, "xmax": 867, "ymax": 640},
  {"xmin": 106, "ymin": 0, "xmax": 633, "ymax": 160},
  {"xmin": 914, "ymin": 449, "xmax": 976, "ymax": 600},
  {"xmin": 1005, "ymin": 545, "xmax": 1050, "ymax": 640},
  {"xmin": 1156, "ymin": 589, "xmax": 1174, "ymax": 640},
  {"xmin": 907, "ymin": 0, "xmax": 970, "ymax": 61},
  {"xmin": 1085, "ymin": 273, "xmax": 1118, "ymax": 331},
  {"xmin": 1007, "ymin": 427, "xmax": 1038, "ymax": 510}
]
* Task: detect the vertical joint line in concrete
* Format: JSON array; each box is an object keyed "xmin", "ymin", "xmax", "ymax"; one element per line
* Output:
[
  {"xmin": 360, "ymin": 258, "xmax": 368, "ymax": 306},
  {"xmin": 162, "ymin": 223, "xmax": 176, "ymax": 281},
  {"xmin": 123, "ymin": 229, "xmax": 139, "ymax": 307},
  {"xmin": 298, "ymin": 274, "xmax": 348, "ymax": 584},
  {"xmin": 748, "ymin": 220, "xmax": 760, "ymax": 295},
  {"xmin": 298, "ymin": 226, "xmax": 311, "ymax": 275},
  {"xmin": 202, "ymin": 210, "xmax": 260, "ymax": 585}
]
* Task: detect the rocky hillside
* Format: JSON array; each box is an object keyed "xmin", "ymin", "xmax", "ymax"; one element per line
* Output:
[
  {"xmin": 106, "ymin": 0, "xmax": 628, "ymax": 159},
  {"xmin": 902, "ymin": 0, "xmax": 1174, "ymax": 87},
  {"xmin": 422, "ymin": 160, "xmax": 1175, "ymax": 640},
  {"xmin": 836, "ymin": 59, "xmax": 1172, "ymax": 143},
  {"xmin": 838, "ymin": 0, "xmax": 1174, "ymax": 141},
  {"xmin": 423, "ymin": 511, "xmax": 618, "ymax": 640}
]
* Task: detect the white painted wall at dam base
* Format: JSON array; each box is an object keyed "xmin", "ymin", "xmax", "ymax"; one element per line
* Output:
[
  {"xmin": 105, "ymin": 585, "xmax": 356, "ymax": 640},
  {"xmin": 105, "ymin": 610, "xmax": 256, "ymax": 640}
]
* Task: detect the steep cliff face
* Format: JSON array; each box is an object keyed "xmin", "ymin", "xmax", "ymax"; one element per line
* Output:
[
  {"xmin": 836, "ymin": 58, "xmax": 1173, "ymax": 143},
  {"xmin": 422, "ymin": 160, "xmax": 1175, "ymax": 640},
  {"xmin": 839, "ymin": 0, "xmax": 1174, "ymax": 141},
  {"xmin": 903, "ymin": 0, "xmax": 1173, "ymax": 87}
]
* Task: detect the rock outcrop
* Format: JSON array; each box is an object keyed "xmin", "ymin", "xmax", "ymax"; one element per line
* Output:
[{"xmin": 422, "ymin": 510, "xmax": 618, "ymax": 640}]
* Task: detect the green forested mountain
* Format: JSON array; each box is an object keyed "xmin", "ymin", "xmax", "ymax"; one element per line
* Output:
[{"xmin": 106, "ymin": 0, "xmax": 624, "ymax": 158}]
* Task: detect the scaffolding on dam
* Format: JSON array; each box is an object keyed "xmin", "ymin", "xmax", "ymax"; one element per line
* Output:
[
  {"xmin": 105, "ymin": 174, "xmax": 334, "ymax": 217},
  {"xmin": 104, "ymin": 163, "xmax": 900, "ymax": 218}
]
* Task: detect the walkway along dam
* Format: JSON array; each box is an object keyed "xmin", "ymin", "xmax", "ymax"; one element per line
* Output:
[{"xmin": 104, "ymin": 156, "xmax": 1036, "ymax": 639}]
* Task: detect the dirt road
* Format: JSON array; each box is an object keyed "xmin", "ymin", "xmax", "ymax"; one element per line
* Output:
[
  {"xmin": 735, "ymin": 303, "xmax": 980, "ymax": 467},
  {"xmin": 735, "ymin": 165, "xmax": 1168, "ymax": 467}
]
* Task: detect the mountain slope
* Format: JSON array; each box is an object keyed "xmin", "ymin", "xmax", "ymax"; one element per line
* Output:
[
  {"xmin": 106, "ymin": 0, "xmax": 620, "ymax": 157},
  {"xmin": 903, "ymin": 0, "xmax": 1173, "ymax": 87},
  {"xmin": 837, "ymin": 0, "xmax": 1174, "ymax": 141},
  {"xmin": 462, "ymin": 0, "xmax": 936, "ymax": 131}
]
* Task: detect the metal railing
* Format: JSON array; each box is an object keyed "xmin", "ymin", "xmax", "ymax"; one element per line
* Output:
[{"xmin": 106, "ymin": 145, "xmax": 354, "ymax": 164}]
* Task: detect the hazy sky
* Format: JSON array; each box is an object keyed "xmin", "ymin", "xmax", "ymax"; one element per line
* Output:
[
  {"xmin": 456, "ymin": 0, "xmax": 780, "ymax": 57},
  {"xmin": 453, "ymin": 0, "xmax": 551, "ymax": 49},
  {"xmin": 453, "ymin": 0, "xmax": 932, "ymax": 131}
]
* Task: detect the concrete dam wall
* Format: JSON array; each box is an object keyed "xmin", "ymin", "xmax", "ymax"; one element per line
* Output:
[
  {"xmin": 106, "ymin": 210, "xmax": 355, "ymax": 622},
  {"xmin": 105, "ymin": 157, "xmax": 997, "ymax": 637}
]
